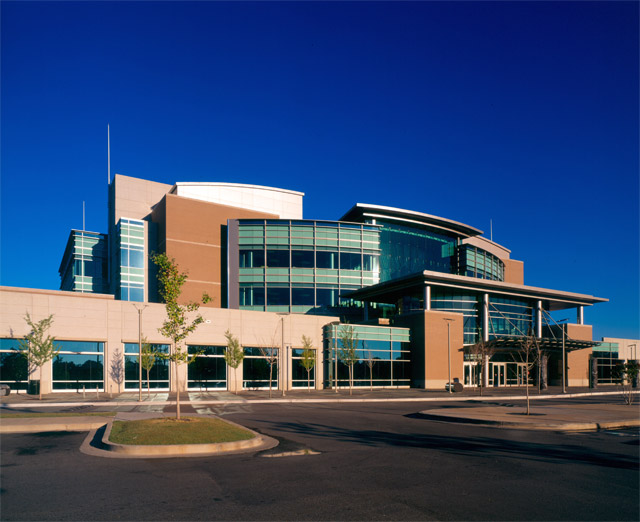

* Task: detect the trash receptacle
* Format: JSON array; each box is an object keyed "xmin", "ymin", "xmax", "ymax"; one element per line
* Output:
[{"xmin": 27, "ymin": 380, "xmax": 40, "ymax": 395}]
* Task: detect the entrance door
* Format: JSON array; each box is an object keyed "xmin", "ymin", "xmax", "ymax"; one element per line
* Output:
[{"xmin": 491, "ymin": 363, "xmax": 506, "ymax": 387}]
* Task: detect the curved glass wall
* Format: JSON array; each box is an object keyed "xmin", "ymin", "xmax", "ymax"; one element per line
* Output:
[
  {"xmin": 0, "ymin": 338, "xmax": 28, "ymax": 391},
  {"xmin": 233, "ymin": 220, "xmax": 380, "ymax": 314},
  {"xmin": 456, "ymin": 245, "xmax": 505, "ymax": 281},
  {"xmin": 323, "ymin": 324, "xmax": 411, "ymax": 388},
  {"xmin": 372, "ymin": 219, "xmax": 458, "ymax": 281}
]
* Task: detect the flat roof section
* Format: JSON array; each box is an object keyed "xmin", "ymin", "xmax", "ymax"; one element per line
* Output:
[
  {"xmin": 340, "ymin": 203, "xmax": 484, "ymax": 238},
  {"xmin": 344, "ymin": 270, "xmax": 608, "ymax": 311}
]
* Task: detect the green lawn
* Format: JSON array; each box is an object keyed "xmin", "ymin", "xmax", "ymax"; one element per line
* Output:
[
  {"xmin": 109, "ymin": 416, "xmax": 256, "ymax": 445},
  {"xmin": 0, "ymin": 411, "xmax": 116, "ymax": 418}
]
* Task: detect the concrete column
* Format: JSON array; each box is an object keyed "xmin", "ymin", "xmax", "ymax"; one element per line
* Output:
[
  {"xmin": 577, "ymin": 306, "xmax": 584, "ymax": 325},
  {"xmin": 536, "ymin": 300, "xmax": 542, "ymax": 338},
  {"xmin": 482, "ymin": 293, "xmax": 489, "ymax": 342},
  {"xmin": 423, "ymin": 285, "xmax": 431, "ymax": 311}
]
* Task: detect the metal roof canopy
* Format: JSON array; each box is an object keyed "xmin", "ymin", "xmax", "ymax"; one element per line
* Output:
[
  {"xmin": 484, "ymin": 337, "xmax": 601, "ymax": 353},
  {"xmin": 344, "ymin": 270, "xmax": 608, "ymax": 312}
]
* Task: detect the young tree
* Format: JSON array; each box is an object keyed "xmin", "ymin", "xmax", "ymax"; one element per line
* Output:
[
  {"xmin": 152, "ymin": 253, "xmax": 207, "ymax": 420},
  {"xmin": 364, "ymin": 347, "xmax": 376, "ymax": 391},
  {"xmin": 18, "ymin": 313, "xmax": 61, "ymax": 400},
  {"xmin": 140, "ymin": 337, "xmax": 157, "ymax": 398},
  {"xmin": 465, "ymin": 339, "xmax": 496, "ymax": 396},
  {"xmin": 338, "ymin": 325, "xmax": 359, "ymax": 396},
  {"xmin": 300, "ymin": 335, "xmax": 316, "ymax": 393},
  {"xmin": 257, "ymin": 329, "xmax": 279, "ymax": 398},
  {"xmin": 616, "ymin": 360, "xmax": 639, "ymax": 405},
  {"xmin": 224, "ymin": 330, "xmax": 244, "ymax": 395},
  {"xmin": 513, "ymin": 332, "xmax": 540, "ymax": 415}
]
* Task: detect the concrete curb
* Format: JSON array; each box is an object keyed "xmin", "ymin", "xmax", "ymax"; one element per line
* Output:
[
  {"xmin": 97, "ymin": 418, "xmax": 278, "ymax": 458},
  {"xmin": 0, "ymin": 417, "xmax": 114, "ymax": 434},
  {"xmin": 417, "ymin": 412, "xmax": 640, "ymax": 431},
  {"xmin": 2, "ymin": 390, "xmax": 638, "ymax": 409}
]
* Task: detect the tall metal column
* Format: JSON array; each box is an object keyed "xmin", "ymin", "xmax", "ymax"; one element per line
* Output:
[
  {"xmin": 536, "ymin": 300, "xmax": 542, "ymax": 338},
  {"xmin": 482, "ymin": 293, "xmax": 489, "ymax": 342},
  {"xmin": 577, "ymin": 306, "xmax": 584, "ymax": 325},
  {"xmin": 423, "ymin": 285, "xmax": 431, "ymax": 311}
]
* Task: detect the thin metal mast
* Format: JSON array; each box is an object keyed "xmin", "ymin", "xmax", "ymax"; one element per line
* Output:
[
  {"xmin": 107, "ymin": 124, "xmax": 111, "ymax": 184},
  {"xmin": 83, "ymin": 200, "xmax": 85, "ymax": 231}
]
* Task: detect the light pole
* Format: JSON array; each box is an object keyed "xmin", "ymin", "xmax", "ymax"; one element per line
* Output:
[
  {"xmin": 133, "ymin": 304, "xmax": 147, "ymax": 402},
  {"xmin": 443, "ymin": 318, "xmax": 454, "ymax": 393},
  {"xmin": 556, "ymin": 318, "xmax": 568, "ymax": 394}
]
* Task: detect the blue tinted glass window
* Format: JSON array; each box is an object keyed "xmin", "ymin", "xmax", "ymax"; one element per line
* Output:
[
  {"xmin": 267, "ymin": 287, "xmax": 290, "ymax": 306},
  {"xmin": 316, "ymin": 288, "xmax": 338, "ymax": 306},
  {"xmin": 316, "ymin": 251, "xmax": 337, "ymax": 269},
  {"xmin": 292, "ymin": 287, "xmax": 314, "ymax": 306},
  {"xmin": 129, "ymin": 287, "xmax": 144, "ymax": 302},
  {"xmin": 129, "ymin": 249, "xmax": 144, "ymax": 268},
  {"xmin": 291, "ymin": 250, "xmax": 314, "ymax": 268},
  {"xmin": 240, "ymin": 250, "xmax": 265, "ymax": 268},
  {"xmin": 340, "ymin": 252, "xmax": 362, "ymax": 270},
  {"xmin": 267, "ymin": 250, "xmax": 289, "ymax": 267}
]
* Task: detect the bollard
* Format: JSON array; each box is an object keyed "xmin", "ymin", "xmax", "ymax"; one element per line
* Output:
[
  {"xmin": 96, "ymin": 386, "xmax": 99, "ymax": 399},
  {"xmin": 82, "ymin": 385, "xmax": 86, "ymax": 399}
]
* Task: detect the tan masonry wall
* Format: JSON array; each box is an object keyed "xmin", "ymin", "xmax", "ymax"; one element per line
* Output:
[
  {"xmin": 566, "ymin": 323, "xmax": 593, "ymax": 387},
  {"xmin": 0, "ymin": 287, "xmax": 335, "ymax": 394},
  {"xmin": 152, "ymin": 194, "xmax": 277, "ymax": 308},
  {"xmin": 395, "ymin": 310, "xmax": 464, "ymax": 389},
  {"xmin": 503, "ymin": 259, "xmax": 524, "ymax": 284}
]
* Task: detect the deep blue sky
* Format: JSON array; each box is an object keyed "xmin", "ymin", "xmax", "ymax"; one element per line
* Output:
[{"xmin": 1, "ymin": 1, "xmax": 638, "ymax": 340}]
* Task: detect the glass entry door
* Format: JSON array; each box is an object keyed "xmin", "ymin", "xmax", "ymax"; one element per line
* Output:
[{"xmin": 490, "ymin": 363, "xmax": 506, "ymax": 387}]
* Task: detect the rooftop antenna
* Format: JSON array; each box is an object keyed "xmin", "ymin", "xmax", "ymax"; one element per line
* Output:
[
  {"xmin": 490, "ymin": 219, "xmax": 493, "ymax": 242},
  {"xmin": 83, "ymin": 200, "xmax": 86, "ymax": 231},
  {"xmin": 107, "ymin": 124, "xmax": 111, "ymax": 184}
]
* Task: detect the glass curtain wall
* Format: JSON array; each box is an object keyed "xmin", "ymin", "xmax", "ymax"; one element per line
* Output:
[
  {"xmin": 117, "ymin": 218, "xmax": 145, "ymax": 302},
  {"xmin": 52, "ymin": 341, "xmax": 104, "ymax": 391},
  {"xmin": 0, "ymin": 338, "xmax": 29, "ymax": 391},
  {"xmin": 372, "ymin": 219, "xmax": 458, "ymax": 281},
  {"xmin": 488, "ymin": 297, "xmax": 534, "ymax": 339},
  {"xmin": 124, "ymin": 343, "xmax": 169, "ymax": 390},
  {"xmin": 323, "ymin": 324, "xmax": 410, "ymax": 388},
  {"xmin": 592, "ymin": 342, "xmax": 622, "ymax": 384},
  {"xmin": 236, "ymin": 220, "xmax": 380, "ymax": 314},
  {"xmin": 456, "ymin": 245, "xmax": 505, "ymax": 281},
  {"xmin": 59, "ymin": 231, "xmax": 109, "ymax": 293},
  {"xmin": 188, "ymin": 345, "xmax": 227, "ymax": 390}
]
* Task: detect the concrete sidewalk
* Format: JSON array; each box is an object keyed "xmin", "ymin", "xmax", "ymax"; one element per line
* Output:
[{"xmin": 419, "ymin": 401, "xmax": 640, "ymax": 431}]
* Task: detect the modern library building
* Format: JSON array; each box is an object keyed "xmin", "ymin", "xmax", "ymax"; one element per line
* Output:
[{"xmin": 1, "ymin": 174, "xmax": 635, "ymax": 394}]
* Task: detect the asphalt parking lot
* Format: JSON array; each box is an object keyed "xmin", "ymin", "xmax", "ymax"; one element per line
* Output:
[{"xmin": 1, "ymin": 398, "xmax": 638, "ymax": 521}]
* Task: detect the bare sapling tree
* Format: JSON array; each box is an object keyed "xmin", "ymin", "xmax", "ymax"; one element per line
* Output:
[
  {"xmin": 140, "ymin": 337, "xmax": 157, "ymax": 397},
  {"xmin": 465, "ymin": 339, "xmax": 496, "ymax": 396},
  {"xmin": 616, "ymin": 360, "xmax": 639, "ymax": 405},
  {"xmin": 256, "ymin": 330, "xmax": 278, "ymax": 398},
  {"xmin": 300, "ymin": 335, "xmax": 316, "ymax": 393},
  {"xmin": 152, "ymin": 253, "xmax": 209, "ymax": 420},
  {"xmin": 18, "ymin": 313, "xmax": 61, "ymax": 400},
  {"xmin": 364, "ymin": 347, "xmax": 376, "ymax": 391},
  {"xmin": 224, "ymin": 330, "xmax": 244, "ymax": 395},
  {"xmin": 338, "ymin": 325, "xmax": 360, "ymax": 396},
  {"xmin": 513, "ymin": 331, "xmax": 541, "ymax": 415}
]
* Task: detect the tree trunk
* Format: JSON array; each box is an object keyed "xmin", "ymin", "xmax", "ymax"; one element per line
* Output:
[
  {"xmin": 147, "ymin": 369, "xmax": 151, "ymax": 398},
  {"xmin": 269, "ymin": 363, "xmax": 273, "ymax": 398},
  {"xmin": 349, "ymin": 364, "xmax": 353, "ymax": 396},
  {"xmin": 175, "ymin": 360, "xmax": 181, "ymax": 420},
  {"xmin": 307, "ymin": 369, "xmax": 311, "ymax": 392},
  {"xmin": 39, "ymin": 366, "xmax": 43, "ymax": 401}
]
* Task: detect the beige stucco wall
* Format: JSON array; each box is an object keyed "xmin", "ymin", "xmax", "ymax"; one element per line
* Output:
[
  {"xmin": 0, "ymin": 287, "xmax": 335, "ymax": 394},
  {"xmin": 503, "ymin": 259, "xmax": 524, "ymax": 284}
]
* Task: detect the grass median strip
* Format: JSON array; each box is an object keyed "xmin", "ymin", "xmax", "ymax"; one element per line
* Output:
[{"xmin": 109, "ymin": 417, "xmax": 256, "ymax": 445}]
